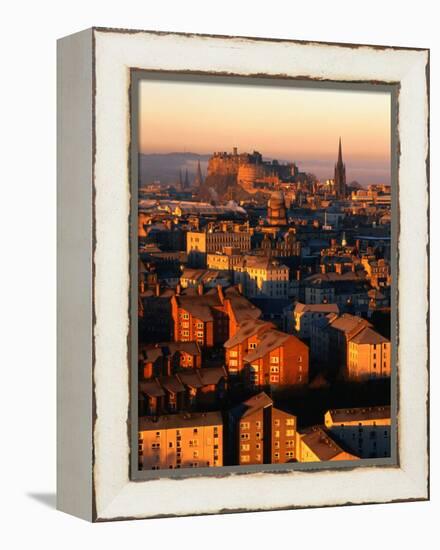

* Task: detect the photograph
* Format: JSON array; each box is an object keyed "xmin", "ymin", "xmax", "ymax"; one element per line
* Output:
[{"xmin": 136, "ymin": 76, "xmax": 394, "ymax": 472}]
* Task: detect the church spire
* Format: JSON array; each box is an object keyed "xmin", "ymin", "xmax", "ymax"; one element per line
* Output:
[
  {"xmin": 184, "ymin": 169, "xmax": 190, "ymax": 189},
  {"xmin": 194, "ymin": 160, "xmax": 204, "ymax": 188},
  {"xmin": 337, "ymin": 137, "xmax": 343, "ymax": 165},
  {"xmin": 334, "ymin": 137, "xmax": 346, "ymax": 198}
]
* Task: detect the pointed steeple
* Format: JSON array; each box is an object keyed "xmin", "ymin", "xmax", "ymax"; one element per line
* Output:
[
  {"xmin": 334, "ymin": 137, "xmax": 346, "ymax": 198},
  {"xmin": 337, "ymin": 136, "xmax": 343, "ymax": 165},
  {"xmin": 184, "ymin": 169, "xmax": 190, "ymax": 189},
  {"xmin": 194, "ymin": 160, "xmax": 204, "ymax": 188}
]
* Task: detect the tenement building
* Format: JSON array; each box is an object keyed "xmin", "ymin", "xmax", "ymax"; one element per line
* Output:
[
  {"xmin": 229, "ymin": 392, "xmax": 297, "ymax": 465},
  {"xmin": 138, "ymin": 411, "xmax": 223, "ymax": 470},
  {"xmin": 171, "ymin": 285, "xmax": 261, "ymax": 347},
  {"xmin": 324, "ymin": 406, "xmax": 391, "ymax": 458},
  {"xmin": 186, "ymin": 226, "xmax": 251, "ymax": 267},
  {"xmin": 224, "ymin": 323, "xmax": 309, "ymax": 387}
]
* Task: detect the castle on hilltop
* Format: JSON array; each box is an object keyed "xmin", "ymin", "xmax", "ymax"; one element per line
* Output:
[{"xmin": 207, "ymin": 147, "xmax": 299, "ymax": 193}]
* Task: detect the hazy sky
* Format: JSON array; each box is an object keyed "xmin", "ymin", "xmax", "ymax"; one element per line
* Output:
[{"xmin": 139, "ymin": 79, "xmax": 391, "ymax": 185}]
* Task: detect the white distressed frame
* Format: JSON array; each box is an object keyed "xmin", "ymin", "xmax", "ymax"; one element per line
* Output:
[{"xmin": 58, "ymin": 28, "xmax": 429, "ymax": 522}]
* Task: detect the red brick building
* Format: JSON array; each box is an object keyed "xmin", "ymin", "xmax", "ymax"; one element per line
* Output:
[
  {"xmin": 171, "ymin": 285, "xmax": 261, "ymax": 347},
  {"xmin": 225, "ymin": 320, "xmax": 309, "ymax": 387}
]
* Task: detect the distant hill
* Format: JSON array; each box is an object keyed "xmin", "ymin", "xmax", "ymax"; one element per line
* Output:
[{"xmin": 139, "ymin": 152, "xmax": 210, "ymax": 185}]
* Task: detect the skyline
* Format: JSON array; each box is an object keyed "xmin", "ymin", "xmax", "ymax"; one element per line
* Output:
[{"xmin": 139, "ymin": 79, "xmax": 392, "ymax": 185}]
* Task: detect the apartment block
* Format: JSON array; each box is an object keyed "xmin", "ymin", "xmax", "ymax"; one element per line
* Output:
[
  {"xmin": 324, "ymin": 406, "xmax": 391, "ymax": 458},
  {"xmin": 138, "ymin": 411, "xmax": 223, "ymax": 470},
  {"xmin": 229, "ymin": 392, "xmax": 297, "ymax": 465}
]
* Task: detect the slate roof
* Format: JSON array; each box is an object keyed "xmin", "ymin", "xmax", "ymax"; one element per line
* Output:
[
  {"xmin": 224, "ymin": 319, "xmax": 273, "ymax": 349},
  {"xmin": 294, "ymin": 302, "xmax": 339, "ymax": 315},
  {"xmin": 350, "ymin": 327, "xmax": 389, "ymax": 345},
  {"xmin": 300, "ymin": 426, "xmax": 355, "ymax": 461},
  {"xmin": 139, "ymin": 411, "xmax": 223, "ymax": 431},
  {"xmin": 243, "ymin": 329, "xmax": 300, "ymax": 363},
  {"xmin": 326, "ymin": 406, "xmax": 391, "ymax": 424}
]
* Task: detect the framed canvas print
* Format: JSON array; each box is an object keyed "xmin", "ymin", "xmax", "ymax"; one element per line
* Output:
[{"xmin": 57, "ymin": 27, "xmax": 429, "ymax": 522}]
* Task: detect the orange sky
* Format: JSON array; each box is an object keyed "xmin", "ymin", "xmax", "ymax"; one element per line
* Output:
[{"xmin": 139, "ymin": 78, "xmax": 391, "ymax": 184}]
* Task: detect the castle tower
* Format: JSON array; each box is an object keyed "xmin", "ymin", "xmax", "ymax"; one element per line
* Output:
[
  {"xmin": 194, "ymin": 160, "xmax": 204, "ymax": 188},
  {"xmin": 334, "ymin": 137, "xmax": 347, "ymax": 198}
]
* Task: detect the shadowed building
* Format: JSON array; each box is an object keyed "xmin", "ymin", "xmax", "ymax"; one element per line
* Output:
[{"xmin": 324, "ymin": 406, "xmax": 391, "ymax": 458}]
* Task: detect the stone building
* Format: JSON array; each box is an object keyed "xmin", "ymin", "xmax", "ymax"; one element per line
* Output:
[{"xmin": 232, "ymin": 255, "xmax": 290, "ymax": 299}]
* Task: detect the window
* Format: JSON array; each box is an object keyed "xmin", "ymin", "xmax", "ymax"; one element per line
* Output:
[
  {"xmin": 197, "ymin": 322, "xmax": 204, "ymax": 329},
  {"xmin": 255, "ymin": 443, "xmax": 261, "ymax": 450},
  {"xmin": 182, "ymin": 313, "xmax": 189, "ymax": 320},
  {"xmin": 230, "ymin": 350, "xmax": 238, "ymax": 357},
  {"xmin": 286, "ymin": 430, "xmax": 295, "ymax": 437},
  {"xmin": 274, "ymin": 441, "xmax": 280, "ymax": 449},
  {"xmin": 151, "ymin": 443, "xmax": 160, "ymax": 449},
  {"xmin": 168, "ymin": 442, "xmax": 173, "ymax": 448},
  {"xmin": 270, "ymin": 375, "xmax": 279, "ymax": 383},
  {"xmin": 249, "ymin": 342, "xmax": 257, "ymax": 349},
  {"xmin": 297, "ymin": 356, "xmax": 302, "ymax": 363},
  {"xmin": 193, "ymin": 451, "xmax": 199, "ymax": 458},
  {"xmin": 255, "ymin": 421, "xmax": 262, "ymax": 428},
  {"xmin": 270, "ymin": 356, "xmax": 279, "ymax": 364},
  {"xmin": 274, "ymin": 419, "xmax": 280, "ymax": 427},
  {"xmin": 241, "ymin": 455, "xmax": 250, "ymax": 463},
  {"xmin": 241, "ymin": 444, "xmax": 250, "ymax": 451},
  {"xmin": 256, "ymin": 432, "xmax": 261, "ymax": 439},
  {"xmin": 286, "ymin": 440, "xmax": 295, "ymax": 448},
  {"xmin": 193, "ymin": 428, "xmax": 198, "ymax": 434},
  {"xmin": 286, "ymin": 418, "xmax": 295, "ymax": 426},
  {"xmin": 229, "ymin": 359, "xmax": 238, "ymax": 367},
  {"xmin": 274, "ymin": 430, "xmax": 280, "ymax": 438},
  {"xmin": 240, "ymin": 422, "xmax": 250, "ymax": 430},
  {"xmin": 240, "ymin": 433, "xmax": 250, "ymax": 440},
  {"xmin": 270, "ymin": 366, "xmax": 279, "ymax": 373},
  {"xmin": 286, "ymin": 451, "xmax": 295, "ymax": 458}
]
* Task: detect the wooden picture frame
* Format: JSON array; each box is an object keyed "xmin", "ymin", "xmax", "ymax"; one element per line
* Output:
[{"xmin": 57, "ymin": 27, "xmax": 429, "ymax": 522}]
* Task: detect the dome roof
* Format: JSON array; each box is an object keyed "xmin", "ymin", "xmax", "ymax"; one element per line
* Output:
[{"xmin": 268, "ymin": 191, "xmax": 286, "ymax": 208}]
